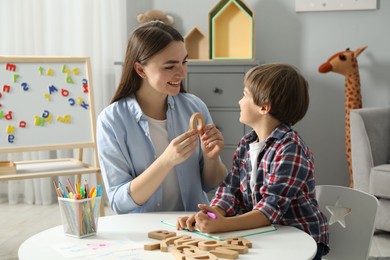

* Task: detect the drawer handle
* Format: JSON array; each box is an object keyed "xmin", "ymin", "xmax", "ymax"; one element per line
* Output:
[{"xmin": 213, "ymin": 88, "xmax": 223, "ymax": 94}]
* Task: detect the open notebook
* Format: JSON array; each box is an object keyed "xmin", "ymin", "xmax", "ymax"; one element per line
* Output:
[{"xmin": 161, "ymin": 219, "xmax": 276, "ymax": 241}]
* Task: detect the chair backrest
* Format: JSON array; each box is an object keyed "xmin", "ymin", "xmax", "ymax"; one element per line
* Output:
[
  {"xmin": 316, "ymin": 185, "xmax": 378, "ymax": 260},
  {"xmin": 350, "ymin": 106, "xmax": 390, "ymax": 167}
]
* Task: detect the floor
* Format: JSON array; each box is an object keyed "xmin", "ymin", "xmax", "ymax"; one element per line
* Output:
[{"xmin": 0, "ymin": 203, "xmax": 389, "ymax": 260}]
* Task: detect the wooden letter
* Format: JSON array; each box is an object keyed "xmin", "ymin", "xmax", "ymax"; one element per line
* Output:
[{"xmin": 148, "ymin": 230, "xmax": 176, "ymax": 240}]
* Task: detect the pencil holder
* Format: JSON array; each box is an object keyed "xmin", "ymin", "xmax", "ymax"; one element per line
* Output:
[{"xmin": 58, "ymin": 197, "xmax": 101, "ymax": 238}]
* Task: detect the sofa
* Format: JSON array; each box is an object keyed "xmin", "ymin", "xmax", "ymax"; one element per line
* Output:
[{"xmin": 350, "ymin": 106, "xmax": 390, "ymax": 232}]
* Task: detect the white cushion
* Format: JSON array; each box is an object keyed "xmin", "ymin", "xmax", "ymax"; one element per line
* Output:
[{"xmin": 370, "ymin": 164, "xmax": 390, "ymax": 198}]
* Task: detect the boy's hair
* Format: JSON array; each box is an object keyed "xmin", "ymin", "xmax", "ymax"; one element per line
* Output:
[{"xmin": 244, "ymin": 63, "xmax": 309, "ymax": 125}]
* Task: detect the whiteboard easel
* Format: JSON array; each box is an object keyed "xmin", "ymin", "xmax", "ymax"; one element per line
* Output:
[{"xmin": 0, "ymin": 56, "xmax": 104, "ymax": 215}]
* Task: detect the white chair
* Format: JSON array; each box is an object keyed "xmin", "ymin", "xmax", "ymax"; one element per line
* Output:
[
  {"xmin": 316, "ymin": 185, "xmax": 378, "ymax": 260},
  {"xmin": 350, "ymin": 106, "xmax": 390, "ymax": 232}
]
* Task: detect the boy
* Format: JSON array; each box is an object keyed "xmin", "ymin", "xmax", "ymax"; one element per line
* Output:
[{"xmin": 177, "ymin": 63, "xmax": 329, "ymax": 259}]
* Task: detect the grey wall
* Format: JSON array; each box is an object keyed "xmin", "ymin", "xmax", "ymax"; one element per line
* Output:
[{"xmin": 126, "ymin": 0, "xmax": 390, "ymax": 187}]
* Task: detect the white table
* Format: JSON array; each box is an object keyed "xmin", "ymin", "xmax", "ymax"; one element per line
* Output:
[{"xmin": 19, "ymin": 212, "xmax": 317, "ymax": 260}]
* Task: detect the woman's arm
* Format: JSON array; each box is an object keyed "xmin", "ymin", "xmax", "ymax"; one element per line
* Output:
[
  {"xmin": 200, "ymin": 124, "xmax": 227, "ymax": 188},
  {"xmin": 130, "ymin": 129, "xmax": 199, "ymax": 205}
]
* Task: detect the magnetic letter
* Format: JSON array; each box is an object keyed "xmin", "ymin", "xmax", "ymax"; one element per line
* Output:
[
  {"xmin": 77, "ymin": 97, "xmax": 83, "ymax": 105},
  {"xmin": 6, "ymin": 125, "xmax": 14, "ymax": 134},
  {"xmin": 6, "ymin": 63, "xmax": 16, "ymax": 71},
  {"xmin": 72, "ymin": 67, "xmax": 79, "ymax": 75},
  {"xmin": 56, "ymin": 114, "xmax": 71, "ymax": 123},
  {"xmin": 68, "ymin": 98, "xmax": 75, "ymax": 106},
  {"xmin": 46, "ymin": 68, "xmax": 54, "ymax": 76},
  {"xmin": 83, "ymin": 84, "xmax": 88, "ymax": 93},
  {"xmin": 34, "ymin": 116, "xmax": 45, "ymax": 126},
  {"xmin": 42, "ymin": 110, "xmax": 50, "ymax": 118},
  {"xmin": 8, "ymin": 135, "xmax": 15, "ymax": 143},
  {"xmin": 66, "ymin": 76, "xmax": 74, "ymax": 84},
  {"xmin": 44, "ymin": 93, "xmax": 51, "ymax": 101},
  {"xmin": 61, "ymin": 88, "xmax": 69, "ymax": 97},
  {"xmin": 5, "ymin": 111, "xmax": 12, "ymax": 120},
  {"xmin": 48, "ymin": 85, "xmax": 58, "ymax": 94},
  {"xmin": 80, "ymin": 101, "xmax": 89, "ymax": 110},
  {"xmin": 38, "ymin": 66, "xmax": 44, "ymax": 75},
  {"xmin": 13, "ymin": 74, "xmax": 19, "ymax": 82},
  {"xmin": 3, "ymin": 85, "xmax": 10, "ymax": 93},
  {"xmin": 19, "ymin": 121, "xmax": 27, "ymax": 128},
  {"xmin": 21, "ymin": 82, "xmax": 29, "ymax": 91}
]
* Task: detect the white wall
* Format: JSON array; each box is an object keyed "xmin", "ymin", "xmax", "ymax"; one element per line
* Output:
[{"xmin": 126, "ymin": 0, "xmax": 390, "ymax": 187}]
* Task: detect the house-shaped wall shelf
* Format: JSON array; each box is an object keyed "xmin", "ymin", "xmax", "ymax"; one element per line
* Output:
[
  {"xmin": 184, "ymin": 27, "xmax": 209, "ymax": 60},
  {"xmin": 209, "ymin": 0, "xmax": 254, "ymax": 60}
]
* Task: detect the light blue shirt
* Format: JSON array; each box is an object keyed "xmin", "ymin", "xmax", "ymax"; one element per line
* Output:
[{"xmin": 97, "ymin": 93, "xmax": 216, "ymax": 214}]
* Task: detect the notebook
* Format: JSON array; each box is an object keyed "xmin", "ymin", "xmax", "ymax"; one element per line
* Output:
[{"xmin": 161, "ymin": 219, "xmax": 276, "ymax": 241}]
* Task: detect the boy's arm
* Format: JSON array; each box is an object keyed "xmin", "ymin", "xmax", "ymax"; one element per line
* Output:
[{"xmin": 196, "ymin": 204, "xmax": 271, "ymax": 234}]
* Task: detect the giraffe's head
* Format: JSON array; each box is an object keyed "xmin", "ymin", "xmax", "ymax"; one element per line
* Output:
[{"xmin": 318, "ymin": 46, "xmax": 367, "ymax": 76}]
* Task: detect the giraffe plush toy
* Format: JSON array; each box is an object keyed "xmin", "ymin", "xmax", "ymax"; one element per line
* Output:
[{"xmin": 318, "ymin": 45, "xmax": 367, "ymax": 188}]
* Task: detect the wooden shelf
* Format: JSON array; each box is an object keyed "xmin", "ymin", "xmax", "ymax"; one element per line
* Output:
[
  {"xmin": 209, "ymin": 0, "xmax": 254, "ymax": 60},
  {"xmin": 0, "ymin": 158, "xmax": 99, "ymax": 182}
]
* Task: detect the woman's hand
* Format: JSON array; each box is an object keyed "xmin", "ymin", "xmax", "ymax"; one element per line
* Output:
[
  {"xmin": 200, "ymin": 125, "xmax": 224, "ymax": 160},
  {"xmin": 161, "ymin": 129, "xmax": 198, "ymax": 167}
]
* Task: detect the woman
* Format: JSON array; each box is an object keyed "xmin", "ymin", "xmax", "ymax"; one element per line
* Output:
[{"xmin": 97, "ymin": 21, "xmax": 227, "ymax": 214}]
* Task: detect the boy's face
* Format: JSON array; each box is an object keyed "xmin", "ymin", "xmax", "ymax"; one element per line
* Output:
[{"xmin": 238, "ymin": 87, "xmax": 261, "ymax": 127}]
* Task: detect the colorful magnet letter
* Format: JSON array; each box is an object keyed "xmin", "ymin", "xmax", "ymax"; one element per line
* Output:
[
  {"xmin": 38, "ymin": 66, "xmax": 44, "ymax": 75},
  {"xmin": 2, "ymin": 85, "xmax": 10, "ymax": 93},
  {"xmin": 34, "ymin": 116, "xmax": 45, "ymax": 126},
  {"xmin": 6, "ymin": 125, "xmax": 14, "ymax": 134},
  {"xmin": 4, "ymin": 111, "xmax": 12, "ymax": 120},
  {"xmin": 19, "ymin": 121, "xmax": 27, "ymax": 128},
  {"xmin": 44, "ymin": 93, "xmax": 51, "ymax": 102},
  {"xmin": 72, "ymin": 67, "xmax": 79, "ymax": 75},
  {"xmin": 13, "ymin": 74, "xmax": 19, "ymax": 82},
  {"xmin": 6, "ymin": 63, "xmax": 16, "ymax": 71},
  {"xmin": 21, "ymin": 82, "xmax": 29, "ymax": 91},
  {"xmin": 61, "ymin": 88, "xmax": 69, "ymax": 97},
  {"xmin": 68, "ymin": 98, "xmax": 75, "ymax": 106},
  {"xmin": 8, "ymin": 135, "xmax": 15, "ymax": 143},
  {"xmin": 66, "ymin": 76, "xmax": 74, "ymax": 84},
  {"xmin": 49, "ymin": 85, "xmax": 58, "ymax": 94},
  {"xmin": 46, "ymin": 68, "xmax": 54, "ymax": 76}
]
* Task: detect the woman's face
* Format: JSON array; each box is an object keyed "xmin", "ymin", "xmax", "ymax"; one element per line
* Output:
[{"xmin": 140, "ymin": 41, "xmax": 188, "ymax": 96}]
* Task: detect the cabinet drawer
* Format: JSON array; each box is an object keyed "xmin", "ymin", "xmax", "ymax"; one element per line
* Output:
[
  {"xmin": 187, "ymin": 73, "xmax": 244, "ymax": 107},
  {"xmin": 210, "ymin": 110, "xmax": 244, "ymax": 146}
]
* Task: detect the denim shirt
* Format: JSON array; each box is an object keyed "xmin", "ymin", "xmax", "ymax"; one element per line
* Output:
[{"xmin": 97, "ymin": 93, "xmax": 216, "ymax": 214}]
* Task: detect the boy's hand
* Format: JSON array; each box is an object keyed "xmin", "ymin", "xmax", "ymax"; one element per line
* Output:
[
  {"xmin": 176, "ymin": 214, "xmax": 196, "ymax": 231},
  {"xmin": 194, "ymin": 204, "xmax": 223, "ymax": 233}
]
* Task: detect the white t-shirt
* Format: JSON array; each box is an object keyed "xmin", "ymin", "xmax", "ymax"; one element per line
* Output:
[
  {"xmin": 249, "ymin": 139, "xmax": 265, "ymax": 191},
  {"xmin": 147, "ymin": 116, "xmax": 184, "ymax": 211}
]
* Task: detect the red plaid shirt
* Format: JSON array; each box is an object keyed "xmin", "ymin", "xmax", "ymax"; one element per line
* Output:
[{"xmin": 211, "ymin": 124, "xmax": 329, "ymax": 248}]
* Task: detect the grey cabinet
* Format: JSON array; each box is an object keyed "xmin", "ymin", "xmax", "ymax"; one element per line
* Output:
[{"xmin": 185, "ymin": 61, "xmax": 258, "ymax": 170}]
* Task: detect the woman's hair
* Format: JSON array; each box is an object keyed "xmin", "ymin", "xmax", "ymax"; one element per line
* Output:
[
  {"xmin": 111, "ymin": 21, "xmax": 186, "ymax": 104},
  {"xmin": 244, "ymin": 63, "xmax": 309, "ymax": 125}
]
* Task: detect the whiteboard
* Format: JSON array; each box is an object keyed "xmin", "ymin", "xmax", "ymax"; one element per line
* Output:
[{"xmin": 0, "ymin": 56, "xmax": 97, "ymax": 153}]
